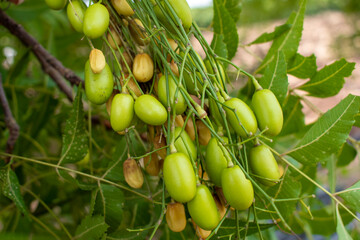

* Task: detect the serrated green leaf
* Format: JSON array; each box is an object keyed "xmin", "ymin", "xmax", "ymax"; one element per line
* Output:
[
  {"xmin": 94, "ymin": 184, "xmax": 124, "ymax": 231},
  {"xmin": 248, "ymin": 24, "xmax": 292, "ymax": 45},
  {"xmin": 211, "ymin": 33, "xmax": 228, "ymax": 59},
  {"xmin": 299, "ymin": 59, "xmax": 355, "ymax": 98},
  {"xmin": 211, "ymin": 218, "xmax": 274, "ymax": 239},
  {"xmin": 287, "ymin": 53, "xmax": 317, "ymax": 79},
  {"xmin": 256, "ymin": 0, "xmax": 307, "ymax": 73},
  {"xmin": 74, "ymin": 215, "xmax": 109, "ymax": 240},
  {"xmin": 259, "ymin": 51, "xmax": 288, "ymax": 104},
  {"xmin": 339, "ymin": 181, "xmax": 360, "ymax": 213},
  {"xmin": 0, "ymin": 167, "xmax": 29, "ymax": 218},
  {"xmin": 280, "ymin": 94, "xmax": 305, "ymax": 136},
  {"xmin": 213, "ymin": 0, "xmax": 239, "ymax": 60},
  {"xmin": 224, "ymin": 0, "xmax": 242, "ymax": 23},
  {"xmin": 336, "ymin": 204, "xmax": 353, "ymax": 240},
  {"xmin": 286, "ymin": 94, "xmax": 360, "ymax": 165},
  {"xmin": 59, "ymin": 87, "xmax": 88, "ymax": 165},
  {"xmin": 337, "ymin": 142, "xmax": 357, "ymax": 167}
]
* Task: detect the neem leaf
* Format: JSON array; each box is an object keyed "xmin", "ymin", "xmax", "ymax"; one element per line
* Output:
[
  {"xmin": 339, "ymin": 181, "xmax": 360, "ymax": 213},
  {"xmin": 224, "ymin": 0, "xmax": 242, "ymax": 23},
  {"xmin": 287, "ymin": 53, "xmax": 317, "ymax": 79},
  {"xmin": 259, "ymin": 50, "xmax": 288, "ymax": 104},
  {"xmin": 336, "ymin": 204, "xmax": 353, "ymax": 240},
  {"xmin": 257, "ymin": 0, "xmax": 307, "ymax": 73},
  {"xmin": 213, "ymin": 0, "xmax": 239, "ymax": 60},
  {"xmin": 286, "ymin": 94, "xmax": 360, "ymax": 165},
  {"xmin": 280, "ymin": 94, "xmax": 305, "ymax": 136},
  {"xmin": 74, "ymin": 215, "xmax": 108, "ymax": 240},
  {"xmin": 211, "ymin": 33, "xmax": 228, "ymax": 59},
  {"xmin": 337, "ymin": 142, "xmax": 357, "ymax": 167},
  {"xmin": 0, "ymin": 167, "xmax": 29, "ymax": 218},
  {"xmin": 248, "ymin": 23, "xmax": 292, "ymax": 45},
  {"xmin": 299, "ymin": 58, "xmax": 355, "ymax": 98},
  {"xmin": 59, "ymin": 87, "xmax": 88, "ymax": 165}
]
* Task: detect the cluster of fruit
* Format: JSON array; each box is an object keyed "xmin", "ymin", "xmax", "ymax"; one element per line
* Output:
[{"xmin": 45, "ymin": 0, "xmax": 284, "ymax": 238}]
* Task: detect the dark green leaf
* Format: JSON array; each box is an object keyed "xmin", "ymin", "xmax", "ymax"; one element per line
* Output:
[
  {"xmin": 259, "ymin": 51, "xmax": 288, "ymax": 104},
  {"xmin": 94, "ymin": 184, "xmax": 124, "ymax": 231},
  {"xmin": 74, "ymin": 215, "xmax": 109, "ymax": 240},
  {"xmin": 287, "ymin": 53, "xmax": 317, "ymax": 79},
  {"xmin": 339, "ymin": 181, "xmax": 360, "ymax": 213},
  {"xmin": 0, "ymin": 167, "xmax": 29, "ymax": 218},
  {"xmin": 299, "ymin": 59, "xmax": 355, "ymax": 98},
  {"xmin": 287, "ymin": 94, "xmax": 360, "ymax": 165},
  {"xmin": 257, "ymin": 0, "xmax": 307, "ymax": 73},
  {"xmin": 107, "ymin": 229, "xmax": 149, "ymax": 240},
  {"xmin": 224, "ymin": 0, "xmax": 242, "ymax": 23},
  {"xmin": 211, "ymin": 33, "xmax": 228, "ymax": 59},
  {"xmin": 248, "ymin": 24, "xmax": 292, "ymax": 45},
  {"xmin": 59, "ymin": 87, "xmax": 88, "ymax": 164},
  {"xmin": 280, "ymin": 94, "xmax": 305, "ymax": 136},
  {"xmin": 354, "ymin": 113, "xmax": 360, "ymax": 128},
  {"xmin": 337, "ymin": 142, "xmax": 357, "ymax": 167},
  {"xmin": 213, "ymin": 0, "xmax": 239, "ymax": 60},
  {"xmin": 336, "ymin": 204, "xmax": 353, "ymax": 240}
]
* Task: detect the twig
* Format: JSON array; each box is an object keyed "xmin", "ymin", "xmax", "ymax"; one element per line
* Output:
[
  {"xmin": 0, "ymin": 74, "xmax": 19, "ymax": 163},
  {"xmin": 0, "ymin": 9, "xmax": 84, "ymax": 100}
]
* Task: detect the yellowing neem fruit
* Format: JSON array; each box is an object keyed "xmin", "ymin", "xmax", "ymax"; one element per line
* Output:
[
  {"xmin": 111, "ymin": 0, "xmax": 134, "ymax": 16},
  {"xmin": 67, "ymin": 1, "xmax": 85, "ymax": 32},
  {"xmin": 184, "ymin": 117, "xmax": 195, "ymax": 141},
  {"xmin": 120, "ymin": 76, "xmax": 141, "ymax": 97},
  {"xmin": 107, "ymin": 29, "xmax": 122, "ymax": 49},
  {"xmin": 83, "ymin": 3, "xmax": 109, "ymax": 39},
  {"xmin": 192, "ymin": 220, "xmax": 212, "ymax": 239},
  {"xmin": 123, "ymin": 159, "xmax": 144, "ymax": 189},
  {"xmin": 166, "ymin": 202, "xmax": 187, "ymax": 232},
  {"xmin": 129, "ymin": 19, "xmax": 149, "ymax": 46},
  {"xmin": 133, "ymin": 53, "xmax": 154, "ymax": 83},
  {"xmin": 249, "ymin": 144, "xmax": 281, "ymax": 186},
  {"xmin": 84, "ymin": 60, "xmax": 113, "ymax": 105},
  {"xmin": 45, "ymin": 0, "xmax": 66, "ymax": 10},
  {"xmin": 163, "ymin": 152, "xmax": 196, "ymax": 203},
  {"xmin": 174, "ymin": 127, "xmax": 197, "ymax": 162},
  {"xmin": 89, "ymin": 49, "xmax": 106, "ymax": 74},
  {"xmin": 188, "ymin": 185, "xmax": 220, "ymax": 230},
  {"xmin": 134, "ymin": 95, "xmax": 167, "ymax": 126},
  {"xmin": 224, "ymin": 98, "xmax": 258, "ymax": 138},
  {"xmin": 110, "ymin": 93, "xmax": 134, "ymax": 132},
  {"xmin": 252, "ymin": 89, "xmax": 283, "ymax": 136},
  {"xmin": 158, "ymin": 75, "xmax": 187, "ymax": 115},
  {"xmin": 221, "ymin": 165, "xmax": 254, "ymax": 210},
  {"xmin": 196, "ymin": 120, "xmax": 211, "ymax": 146}
]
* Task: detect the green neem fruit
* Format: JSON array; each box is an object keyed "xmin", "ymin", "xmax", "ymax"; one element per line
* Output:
[
  {"xmin": 134, "ymin": 95, "xmax": 167, "ymax": 126},
  {"xmin": 85, "ymin": 60, "xmax": 113, "ymax": 105},
  {"xmin": 221, "ymin": 165, "xmax": 254, "ymax": 210},
  {"xmin": 163, "ymin": 152, "xmax": 196, "ymax": 203},
  {"xmin": 252, "ymin": 89, "xmax": 283, "ymax": 136},
  {"xmin": 67, "ymin": 1, "xmax": 85, "ymax": 32},
  {"xmin": 83, "ymin": 3, "xmax": 109, "ymax": 39},
  {"xmin": 188, "ymin": 185, "xmax": 220, "ymax": 230},
  {"xmin": 182, "ymin": 52, "xmax": 206, "ymax": 95},
  {"xmin": 205, "ymin": 137, "xmax": 229, "ymax": 186},
  {"xmin": 110, "ymin": 93, "xmax": 134, "ymax": 132},
  {"xmin": 174, "ymin": 127, "xmax": 197, "ymax": 162},
  {"xmin": 158, "ymin": 75, "xmax": 187, "ymax": 115},
  {"xmin": 204, "ymin": 59, "xmax": 226, "ymax": 90},
  {"xmin": 209, "ymin": 92, "xmax": 225, "ymax": 126},
  {"xmin": 249, "ymin": 144, "xmax": 281, "ymax": 186},
  {"xmin": 224, "ymin": 98, "xmax": 258, "ymax": 138},
  {"xmin": 45, "ymin": 0, "xmax": 66, "ymax": 10}
]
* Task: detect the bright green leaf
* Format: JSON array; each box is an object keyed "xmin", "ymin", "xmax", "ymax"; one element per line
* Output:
[
  {"xmin": 256, "ymin": 0, "xmax": 307, "ymax": 73},
  {"xmin": 59, "ymin": 87, "xmax": 88, "ymax": 165},
  {"xmin": 74, "ymin": 215, "xmax": 109, "ymax": 240},
  {"xmin": 286, "ymin": 94, "xmax": 360, "ymax": 165},
  {"xmin": 211, "ymin": 33, "xmax": 228, "ymax": 59},
  {"xmin": 337, "ymin": 142, "xmax": 357, "ymax": 167},
  {"xmin": 224, "ymin": 0, "xmax": 242, "ymax": 23},
  {"xmin": 280, "ymin": 94, "xmax": 305, "ymax": 136},
  {"xmin": 248, "ymin": 24, "xmax": 292, "ymax": 45},
  {"xmin": 94, "ymin": 184, "xmax": 124, "ymax": 231},
  {"xmin": 339, "ymin": 181, "xmax": 360, "ymax": 213},
  {"xmin": 287, "ymin": 53, "xmax": 317, "ymax": 79},
  {"xmin": 336, "ymin": 204, "xmax": 353, "ymax": 240},
  {"xmin": 299, "ymin": 59, "xmax": 355, "ymax": 98},
  {"xmin": 0, "ymin": 167, "xmax": 29, "ymax": 219},
  {"xmin": 259, "ymin": 51, "xmax": 288, "ymax": 104},
  {"xmin": 213, "ymin": 0, "xmax": 239, "ymax": 60}
]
